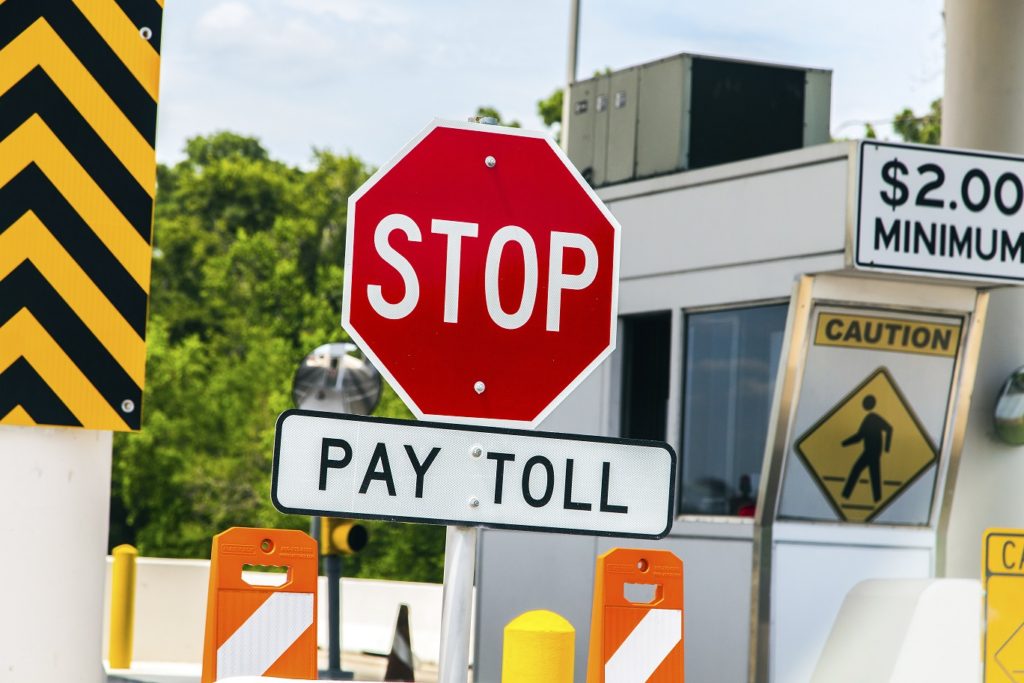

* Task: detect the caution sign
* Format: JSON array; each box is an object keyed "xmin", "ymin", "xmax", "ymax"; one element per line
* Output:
[
  {"xmin": 984, "ymin": 529, "xmax": 1024, "ymax": 683},
  {"xmin": 0, "ymin": 1, "xmax": 163, "ymax": 431},
  {"xmin": 794, "ymin": 367, "xmax": 938, "ymax": 523},
  {"xmin": 815, "ymin": 313, "xmax": 960, "ymax": 357}
]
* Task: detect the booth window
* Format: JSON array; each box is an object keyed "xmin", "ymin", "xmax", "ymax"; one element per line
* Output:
[
  {"xmin": 679, "ymin": 304, "xmax": 787, "ymax": 516},
  {"xmin": 620, "ymin": 312, "xmax": 672, "ymax": 441}
]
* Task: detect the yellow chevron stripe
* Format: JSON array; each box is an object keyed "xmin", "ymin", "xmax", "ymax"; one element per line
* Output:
[
  {"xmin": 0, "ymin": 309, "xmax": 129, "ymax": 430},
  {"xmin": 71, "ymin": 0, "xmax": 160, "ymax": 101},
  {"xmin": 0, "ymin": 19, "xmax": 155, "ymax": 196},
  {"xmin": 0, "ymin": 116, "xmax": 151, "ymax": 291},
  {"xmin": 1, "ymin": 405, "xmax": 36, "ymax": 427},
  {"xmin": 0, "ymin": 212, "xmax": 146, "ymax": 386}
]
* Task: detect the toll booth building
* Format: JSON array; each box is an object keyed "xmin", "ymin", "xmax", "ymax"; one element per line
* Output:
[{"xmin": 473, "ymin": 53, "xmax": 1005, "ymax": 683}]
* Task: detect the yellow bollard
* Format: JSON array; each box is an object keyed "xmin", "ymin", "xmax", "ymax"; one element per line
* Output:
[
  {"xmin": 502, "ymin": 609, "xmax": 575, "ymax": 683},
  {"xmin": 109, "ymin": 544, "xmax": 138, "ymax": 669}
]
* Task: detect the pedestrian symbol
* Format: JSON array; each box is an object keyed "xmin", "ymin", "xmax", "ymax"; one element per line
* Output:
[
  {"xmin": 794, "ymin": 367, "xmax": 938, "ymax": 523},
  {"xmin": 840, "ymin": 394, "xmax": 893, "ymax": 503}
]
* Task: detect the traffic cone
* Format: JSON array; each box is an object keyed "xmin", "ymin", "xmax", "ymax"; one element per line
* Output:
[
  {"xmin": 384, "ymin": 603, "xmax": 415, "ymax": 681},
  {"xmin": 586, "ymin": 548, "xmax": 684, "ymax": 682}
]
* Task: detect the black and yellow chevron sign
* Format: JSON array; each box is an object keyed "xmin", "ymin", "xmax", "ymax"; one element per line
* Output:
[{"xmin": 0, "ymin": 0, "xmax": 164, "ymax": 431}]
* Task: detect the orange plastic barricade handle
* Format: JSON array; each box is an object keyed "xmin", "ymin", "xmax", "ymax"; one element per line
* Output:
[
  {"xmin": 586, "ymin": 547, "xmax": 684, "ymax": 683},
  {"xmin": 201, "ymin": 527, "xmax": 318, "ymax": 683}
]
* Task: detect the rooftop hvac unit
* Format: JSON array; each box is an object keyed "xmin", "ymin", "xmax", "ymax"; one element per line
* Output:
[{"xmin": 566, "ymin": 53, "xmax": 832, "ymax": 187}]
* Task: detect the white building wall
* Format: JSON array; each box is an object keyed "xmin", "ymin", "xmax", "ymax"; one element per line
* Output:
[{"xmin": 945, "ymin": 286, "xmax": 1024, "ymax": 578}]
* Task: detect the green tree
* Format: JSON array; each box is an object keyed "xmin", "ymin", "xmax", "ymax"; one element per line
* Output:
[
  {"xmin": 537, "ymin": 87, "xmax": 564, "ymax": 141},
  {"xmin": 892, "ymin": 98, "xmax": 942, "ymax": 145},
  {"xmin": 113, "ymin": 132, "xmax": 444, "ymax": 580}
]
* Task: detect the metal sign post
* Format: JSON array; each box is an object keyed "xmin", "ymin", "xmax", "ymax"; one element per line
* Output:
[{"xmin": 438, "ymin": 526, "xmax": 478, "ymax": 683}]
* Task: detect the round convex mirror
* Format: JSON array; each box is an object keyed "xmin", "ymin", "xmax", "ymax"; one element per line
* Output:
[
  {"xmin": 994, "ymin": 367, "xmax": 1024, "ymax": 445},
  {"xmin": 292, "ymin": 342, "xmax": 382, "ymax": 415}
]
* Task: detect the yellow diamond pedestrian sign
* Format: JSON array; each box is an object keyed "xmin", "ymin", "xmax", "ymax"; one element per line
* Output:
[{"xmin": 794, "ymin": 367, "xmax": 938, "ymax": 523}]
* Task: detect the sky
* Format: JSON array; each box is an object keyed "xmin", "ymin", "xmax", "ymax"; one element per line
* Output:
[{"xmin": 155, "ymin": 0, "xmax": 946, "ymax": 168}]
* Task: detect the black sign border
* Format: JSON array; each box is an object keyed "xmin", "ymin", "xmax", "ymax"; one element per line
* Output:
[{"xmin": 271, "ymin": 408, "xmax": 678, "ymax": 540}]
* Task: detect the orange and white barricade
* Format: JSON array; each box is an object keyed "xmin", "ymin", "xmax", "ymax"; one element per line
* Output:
[
  {"xmin": 201, "ymin": 527, "xmax": 318, "ymax": 682},
  {"xmin": 586, "ymin": 548, "xmax": 684, "ymax": 683}
]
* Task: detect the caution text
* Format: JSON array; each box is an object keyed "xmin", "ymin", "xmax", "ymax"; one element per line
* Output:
[{"xmin": 814, "ymin": 313, "xmax": 960, "ymax": 357}]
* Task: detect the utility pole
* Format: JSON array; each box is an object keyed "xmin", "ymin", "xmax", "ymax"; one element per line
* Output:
[
  {"xmin": 943, "ymin": 0, "xmax": 1024, "ymax": 153},
  {"xmin": 561, "ymin": 0, "xmax": 581, "ymax": 150}
]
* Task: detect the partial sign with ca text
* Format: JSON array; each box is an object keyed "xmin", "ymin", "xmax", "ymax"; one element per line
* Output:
[
  {"xmin": 272, "ymin": 410, "xmax": 676, "ymax": 539},
  {"xmin": 855, "ymin": 140, "xmax": 1024, "ymax": 282},
  {"xmin": 983, "ymin": 529, "xmax": 1024, "ymax": 682}
]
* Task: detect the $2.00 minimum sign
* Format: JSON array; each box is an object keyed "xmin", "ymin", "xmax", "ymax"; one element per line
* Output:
[
  {"xmin": 272, "ymin": 410, "xmax": 676, "ymax": 539},
  {"xmin": 855, "ymin": 140, "xmax": 1024, "ymax": 282}
]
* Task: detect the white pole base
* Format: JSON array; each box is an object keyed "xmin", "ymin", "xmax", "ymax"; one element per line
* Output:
[
  {"xmin": 0, "ymin": 425, "xmax": 112, "ymax": 683},
  {"xmin": 438, "ymin": 525, "xmax": 477, "ymax": 683}
]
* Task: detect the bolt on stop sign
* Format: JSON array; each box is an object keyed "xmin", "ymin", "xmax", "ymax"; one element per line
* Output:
[{"xmin": 343, "ymin": 120, "xmax": 621, "ymax": 427}]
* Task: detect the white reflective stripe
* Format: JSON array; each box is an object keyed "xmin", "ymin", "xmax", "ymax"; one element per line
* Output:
[
  {"xmin": 392, "ymin": 629, "xmax": 412, "ymax": 666},
  {"xmin": 604, "ymin": 608, "xmax": 682, "ymax": 683},
  {"xmin": 216, "ymin": 592, "xmax": 314, "ymax": 679}
]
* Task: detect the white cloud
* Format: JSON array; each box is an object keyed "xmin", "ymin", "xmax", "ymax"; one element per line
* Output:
[
  {"xmin": 282, "ymin": 0, "xmax": 411, "ymax": 25},
  {"xmin": 197, "ymin": 0, "xmax": 252, "ymax": 31},
  {"xmin": 157, "ymin": 0, "xmax": 946, "ymax": 167},
  {"xmin": 195, "ymin": 1, "xmax": 333, "ymax": 59}
]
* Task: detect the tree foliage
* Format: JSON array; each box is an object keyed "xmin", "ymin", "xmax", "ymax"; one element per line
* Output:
[
  {"xmin": 537, "ymin": 88, "xmax": 564, "ymax": 141},
  {"xmin": 112, "ymin": 132, "xmax": 444, "ymax": 581},
  {"xmin": 892, "ymin": 98, "xmax": 942, "ymax": 145}
]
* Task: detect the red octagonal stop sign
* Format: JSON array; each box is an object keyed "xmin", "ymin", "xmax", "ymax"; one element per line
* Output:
[{"xmin": 342, "ymin": 120, "xmax": 620, "ymax": 427}]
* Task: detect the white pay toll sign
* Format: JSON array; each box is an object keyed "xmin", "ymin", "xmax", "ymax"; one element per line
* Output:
[{"xmin": 272, "ymin": 410, "xmax": 676, "ymax": 539}]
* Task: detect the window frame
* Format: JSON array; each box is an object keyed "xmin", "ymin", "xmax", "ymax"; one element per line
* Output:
[{"xmin": 676, "ymin": 299, "xmax": 790, "ymax": 521}]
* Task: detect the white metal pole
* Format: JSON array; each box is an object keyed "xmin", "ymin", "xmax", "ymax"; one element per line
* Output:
[
  {"xmin": 942, "ymin": 0, "xmax": 1024, "ymax": 153},
  {"xmin": 940, "ymin": 0, "xmax": 1024, "ymax": 579},
  {"xmin": 438, "ymin": 525, "xmax": 479, "ymax": 683},
  {"xmin": 0, "ymin": 425, "xmax": 112, "ymax": 683}
]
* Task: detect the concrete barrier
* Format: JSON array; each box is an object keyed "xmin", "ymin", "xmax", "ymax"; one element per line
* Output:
[
  {"xmin": 811, "ymin": 578, "xmax": 982, "ymax": 683},
  {"xmin": 102, "ymin": 555, "xmax": 447, "ymax": 665}
]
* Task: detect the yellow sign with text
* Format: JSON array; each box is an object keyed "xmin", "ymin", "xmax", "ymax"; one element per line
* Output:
[
  {"xmin": 815, "ymin": 313, "xmax": 961, "ymax": 357},
  {"xmin": 984, "ymin": 529, "xmax": 1024, "ymax": 683},
  {"xmin": 794, "ymin": 367, "xmax": 938, "ymax": 523}
]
